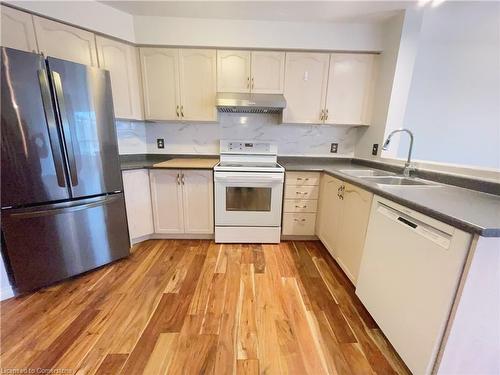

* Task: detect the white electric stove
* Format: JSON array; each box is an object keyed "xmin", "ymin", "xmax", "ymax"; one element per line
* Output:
[{"xmin": 214, "ymin": 140, "xmax": 284, "ymax": 243}]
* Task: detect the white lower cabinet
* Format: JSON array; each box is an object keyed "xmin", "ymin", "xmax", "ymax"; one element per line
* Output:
[
  {"xmin": 316, "ymin": 174, "xmax": 373, "ymax": 283},
  {"xmin": 282, "ymin": 172, "xmax": 320, "ymax": 236},
  {"xmin": 181, "ymin": 170, "xmax": 214, "ymax": 234},
  {"xmin": 150, "ymin": 169, "xmax": 213, "ymax": 234},
  {"xmin": 122, "ymin": 169, "xmax": 154, "ymax": 241}
]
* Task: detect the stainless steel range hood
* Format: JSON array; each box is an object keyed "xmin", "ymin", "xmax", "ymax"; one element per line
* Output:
[{"xmin": 216, "ymin": 92, "xmax": 286, "ymax": 114}]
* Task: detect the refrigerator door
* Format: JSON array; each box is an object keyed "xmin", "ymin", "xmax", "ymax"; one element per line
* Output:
[
  {"xmin": 1, "ymin": 193, "xmax": 130, "ymax": 293},
  {"xmin": 47, "ymin": 57, "xmax": 122, "ymax": 198},
  {"xmin": 1, "ymin": 47, "xmax": 70, "ymax": 208}
]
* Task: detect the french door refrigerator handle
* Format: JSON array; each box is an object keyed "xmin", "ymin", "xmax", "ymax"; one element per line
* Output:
[
  {"xmin": 51, "ymin": 71, "xmax": 78, "ymax": 187},
  {"xmin": 37, "ymin": 69, "xmax": 66, "ymax": 188}
]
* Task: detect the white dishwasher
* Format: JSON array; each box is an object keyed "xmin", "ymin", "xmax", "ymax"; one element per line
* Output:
[{"xmin": 356, "ymin": 196, "xmax": 471, "ymax": 375}]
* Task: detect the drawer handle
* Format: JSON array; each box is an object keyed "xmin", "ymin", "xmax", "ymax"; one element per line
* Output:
[
  {"xmin": 295, "ymin": 205, "xmax": 307, "ymax": 209},
  {"xmin": 294, "ymin": 218, "xmax": 307, "ymax": 222},
  {"xmin": 296, "ymin": 178, "xmax": 310, "ymax": 181},
  {"xmin": 296, "ymin": 192, "xmax": 308, "ymax": 195}
]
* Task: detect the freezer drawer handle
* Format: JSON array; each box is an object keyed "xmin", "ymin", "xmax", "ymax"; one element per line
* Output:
[
  {"xmin": 38, "ymin": 69, "xmax": 66, "ymax": 188},
  {"xmin": 51, "ymin": 71, "xmax": 78, "ymax": 187},
  {"xmin": 8, "ymin": 195, "xmax": 120, "ymax": 218}
]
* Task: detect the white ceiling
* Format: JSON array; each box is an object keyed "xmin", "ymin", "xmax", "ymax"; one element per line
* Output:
[{"xmin": 100, "ymin": 1, "xmax": 412, "ymax": 23}]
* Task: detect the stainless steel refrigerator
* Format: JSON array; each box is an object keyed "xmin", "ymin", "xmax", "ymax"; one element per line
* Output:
[{"xmin": 1, "ymin": 47, "xmax": 130, "ymax": 294}]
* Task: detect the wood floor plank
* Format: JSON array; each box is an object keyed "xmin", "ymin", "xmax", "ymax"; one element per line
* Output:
[
  {"xmin": 237, "ymin": 263, "xmax": 258, "ymax": 360},
  {"xmin": 142, "ymin": 333, "xmax": 178, "ymax": 375},
  {"xmin": 237, "ymin": 359, "xmax": 260, "ymax": 375},
  {"xmin": 168, "ymin": 315, "xmax": 217, "ymax": 375},
  {"xmin": 94, "ymin": 353, "xmax": 128, "ymax": 375},
  {"xmin": 1, "ymin": 239, "xmax": 408, "ymax": 375},
  {"xmin": 214, "ymin": 246, "xmax": 242, "ymax": 375},
  {"xmin": 201, "ymin": 272, "xmax": 228, "ymax": 334},
  {"xmin": 28, "ymin": 308, "xmax": 99, "ymax": 370}
]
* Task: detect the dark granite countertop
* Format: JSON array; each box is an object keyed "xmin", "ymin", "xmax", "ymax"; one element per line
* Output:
[
  {"xmin": 120, "ymin": 154, "xmax": 500, "ymax": 237},
  {"xmin": 278, "ymin": 157, "xmax": 500, "ymax": 238}
]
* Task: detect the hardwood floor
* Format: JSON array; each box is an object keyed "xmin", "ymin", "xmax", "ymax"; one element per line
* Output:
[{"xmin": 1, "ymin": 240, "xmax": 410, "ymax": 374}]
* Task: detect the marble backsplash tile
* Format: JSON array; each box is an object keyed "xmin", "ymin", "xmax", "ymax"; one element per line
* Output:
[
  {"xmin": 115, "ymin": 121, "xmax": 148, "ymax": 154},
  {"xmin": 117, "ymin": 113, "xmax": 360, "ymax": 156}
]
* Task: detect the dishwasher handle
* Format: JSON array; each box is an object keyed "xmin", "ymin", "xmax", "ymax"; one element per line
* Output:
[{"xmin": 397, "ymin": 216, "xmax": 418, "ymax": 229}]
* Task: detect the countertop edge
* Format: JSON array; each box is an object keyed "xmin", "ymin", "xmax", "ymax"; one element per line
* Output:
[{"xmin": 287, "ymin": 166, "xmax": 498, "ymax": 237}]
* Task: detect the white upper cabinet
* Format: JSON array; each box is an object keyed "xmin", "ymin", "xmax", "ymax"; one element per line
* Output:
[
  {"xmin": 1, "ymin": 6, "xmax": 38, "ymax": 52},
  {"xmin": 217, "ymin": 50, "xmax": 285, "ymax": 94},
  {"xmin": 140, "ymin": 48, "xmax": 181, "ymax": 121},
  {"xmin": 181, "ymin": 170, "xmax": 214, "ymax": 234},
  {"xmin": 217, "ymin": 50, "xmax": 251, "ymax": 93},
  {"xmin": 283, "ymin": 52, "xmax": 330, "ymax": 124},
  {"xmin": 96, "ymin": 36, "xmax": 143, "ymax": 120},
  {"xmin": 324, "ymin": 53, "xmax": 376, "ymax": 125},
  {"xmin": 251, "ymin": 51, "xmax": 285, "ymax": 94},
  {"xmin": 33, "ymin": 16, "xmax": 98, "ymax": 66},
  {"xmin": 179, "ymin": 49, "xmax": 217, "ymax": 121}
]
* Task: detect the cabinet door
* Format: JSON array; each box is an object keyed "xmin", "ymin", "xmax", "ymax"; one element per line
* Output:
[
  {"xmin": 316, "ymin": 174, "xmax": 344, "ymax": 258},
  {"xmin": 140, "ymin": 48, "xmax": 180, "ymax": 121},
  {"xmin": 181, "ymin": 170, "xmax": 214, "ymax": 234},
  {"xmin": 179, "ymin": 49, "xmax": 217, "ymax": 121},
  {"xmin": 324, "ymin": 53, "xmax": 376, "ymax": 126},
  {"xmin": 33, "ymin": 16, "xmax": 98, "ymax": 66},
  {"xmin": 96, "ymin": 36, "xmax": 143, "ymax": 120},
  {"xmin": 217, "ymin": 50, "xmax": 251, "ymax": 93},
  {"xmin": 149, "ymin": 169, "xmax": 184, "ymax": 234},
  {"xmin": 336, "ymin": 182, "xmax": 373, "ymax": 283},
  {"xmin": 251, "ymin": 51, "xmax": 285, "ymax": 94},
  {"xmin": 1, "ymin": 6, "xmax": 38, "ymax": 52},
  {"xmin": 122, "ymin": 169, "xmax": 154, "ymax": 240},
  {"xmin": 283, "ymin": 52, "xmax": 329, "ymax": 124}
]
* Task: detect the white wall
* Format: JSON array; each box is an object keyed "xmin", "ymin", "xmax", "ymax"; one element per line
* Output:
[
  {"xmin": 395, "ymin": 2, "xmax": 500, "ymax": 170},
  {"xmin": 134, "ymin": 15, "xmax": 384, "ymax": 51},
  {"xmin": 355, "ymin": 12, "xmax": 407, "ymax": 159},
  {"xmin": 6, "ymin": 0, "xmax": 136, "ymax": 42}
]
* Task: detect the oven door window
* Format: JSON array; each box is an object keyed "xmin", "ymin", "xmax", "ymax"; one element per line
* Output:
[{"xmin": 226, "ymin": 187, "xmax": 272, "ymax": 211}]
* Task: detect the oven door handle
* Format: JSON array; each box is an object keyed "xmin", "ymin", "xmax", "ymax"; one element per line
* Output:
[{"xmin": 215, "ymin": 176, "xmax": 283, "ymax": 183}]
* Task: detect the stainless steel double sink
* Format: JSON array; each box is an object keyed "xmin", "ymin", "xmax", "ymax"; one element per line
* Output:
[{"xmin": 339, "ymin": 169, "xmax": 437, "ymax": 186}]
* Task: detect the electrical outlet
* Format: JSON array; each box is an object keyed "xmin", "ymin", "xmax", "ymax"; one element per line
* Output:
[
  {"xmin": 330, "ymin": 143, "xmax": 338, "ymax": 153},
  {"xmin": 372, "ymin": 143, "xmax": 379, "ymax": 156},
  {"xmin": 157, "ymin": 138, "xmax": 165, "ymax": 149}
]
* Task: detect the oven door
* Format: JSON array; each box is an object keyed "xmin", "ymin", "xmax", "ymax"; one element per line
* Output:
[{"xmin": 215, "ymin": 171, "xmax": 284, "ymax": 227}]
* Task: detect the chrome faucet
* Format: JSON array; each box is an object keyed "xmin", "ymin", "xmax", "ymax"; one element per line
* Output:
[{"xmin": 382, "ymin": 128, "xmax": 415, "ymax": 177}]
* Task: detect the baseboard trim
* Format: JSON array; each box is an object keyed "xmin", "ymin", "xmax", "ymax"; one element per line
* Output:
[
  {"xmin": 281, "ymin": 235, "xmax": 319, "ymax": 241},
  {"xmin": 131, "ymin": 233, "xmax": 215, "ymax": 245}
]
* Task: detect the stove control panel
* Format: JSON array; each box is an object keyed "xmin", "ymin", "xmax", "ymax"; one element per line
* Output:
[{"xmin": 221, "ymin": 140, "xmax": 276, "ymax": 154}]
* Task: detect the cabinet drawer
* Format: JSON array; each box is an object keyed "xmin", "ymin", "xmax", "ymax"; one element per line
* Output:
[
  {"xmin": 282, "ymin": 213, "xmax": 317, "ymax": 235},
  {"xmin": 283, "ymin": 199, "xmax": 318, "ymax": 213},
  {"xmin": 286, "ymin": 172, "xmax": 320, "ymax": 186},
  {"xmin": 284, "ymin": 185, "xmax": 319, "ymax": 200}
]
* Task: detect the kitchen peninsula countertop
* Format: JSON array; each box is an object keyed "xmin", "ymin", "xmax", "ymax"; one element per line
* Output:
[{"xmin": 278, "ymin": 157, "xmax": 500, "ymax": 238}]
